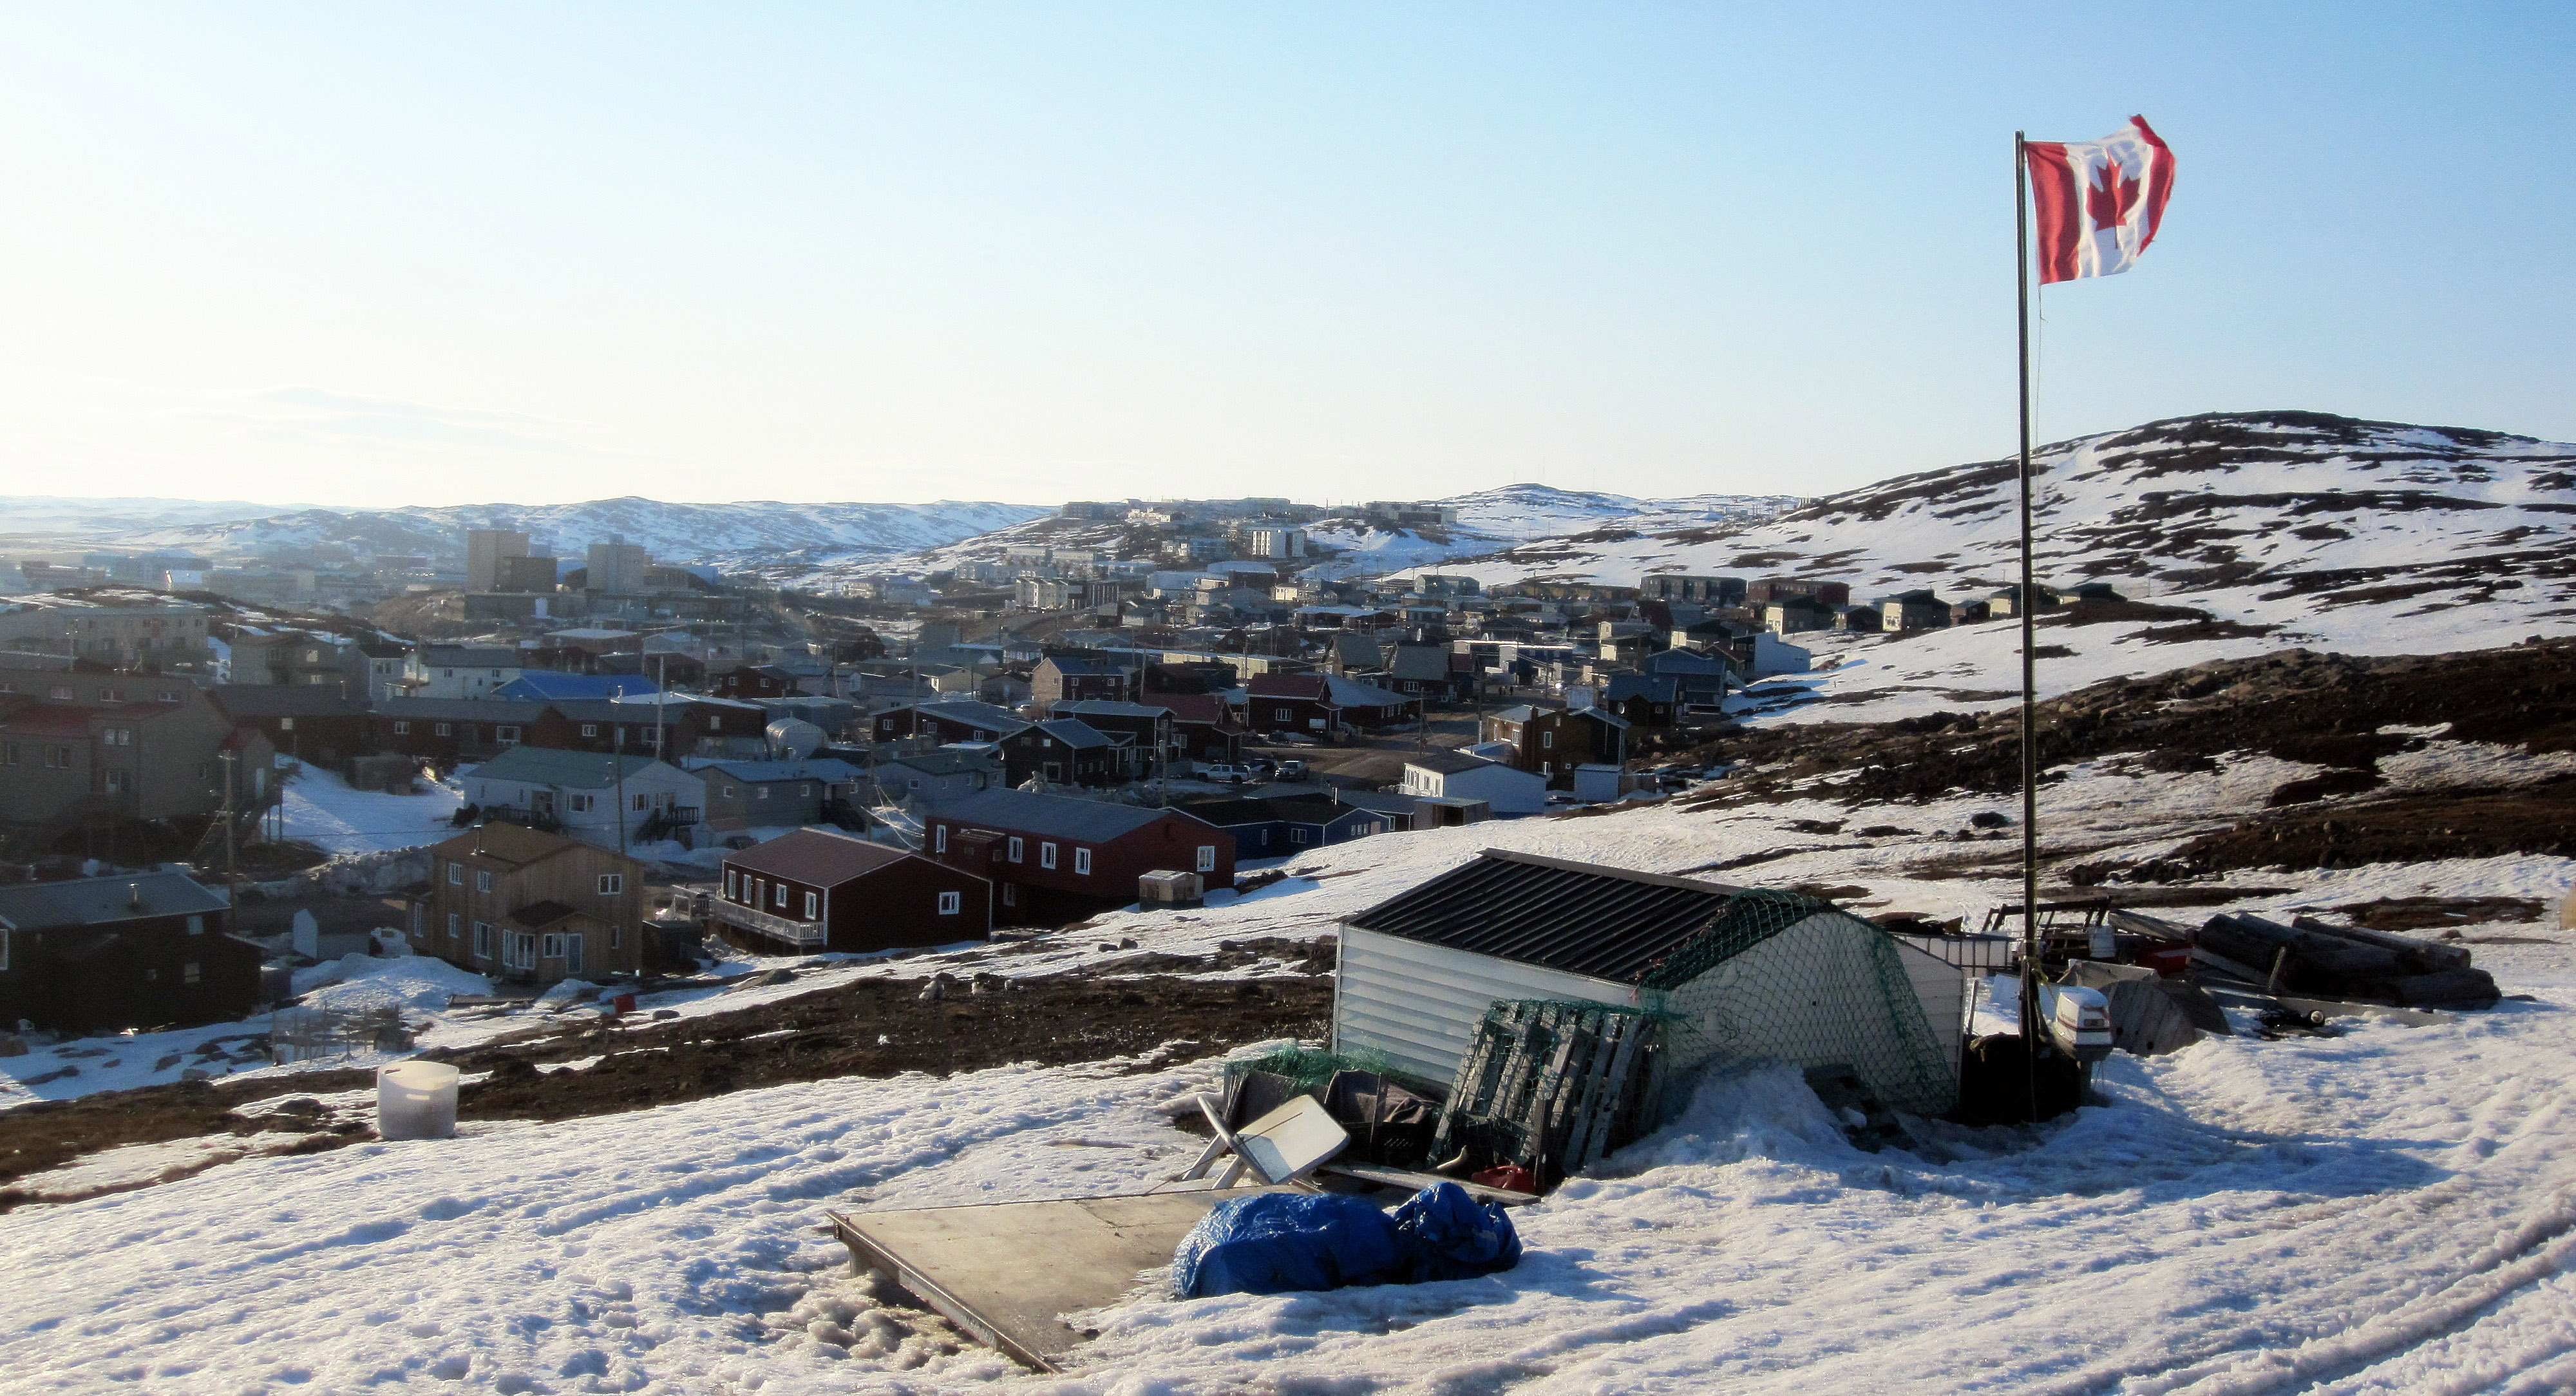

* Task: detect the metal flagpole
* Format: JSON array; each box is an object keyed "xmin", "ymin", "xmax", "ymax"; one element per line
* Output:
[{"xmin": 2014, "ymin": 131, "xmax": 2047, "ymax": 1115}]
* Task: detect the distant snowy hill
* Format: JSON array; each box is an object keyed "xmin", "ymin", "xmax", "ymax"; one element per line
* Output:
[
  {"xmin": 1438, "ymin": 411, "xmax": 2576, "ymax": 720},
  {"xmin": 785, "ymin": 484, "xmax": 1803, "ymax": 589},
  {"xmin": 72, "ymin": 497, "xmax": 1052, "ymax": 570},
  {"xmin": 1300, "ymin": 484, "xmax": 1801, "ymax": 581},
  {"xmin": 0, "ymin": 495, "xmax": 308, "ymax": 539}
]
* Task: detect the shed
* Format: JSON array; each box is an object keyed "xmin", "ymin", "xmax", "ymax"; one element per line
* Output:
[{"xmin": 1333, "ymin": 850, "xmax": 1960, "ymax": 1115}]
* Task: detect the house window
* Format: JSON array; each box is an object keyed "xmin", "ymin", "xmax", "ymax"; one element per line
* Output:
[
  {"xmin": 104, "ymin": 727, "xmax": 135, "ymax": 747},
  {"xmin": 937, "ymin": 890, "xmax": 961, "ymax": 915},
  {"xmin": 495, "ymin": 725, "xmax": 521, "ymax": 744},
  {"xmin": 724, "ymin": 869, "xmax": 738, "ymax": 897},
  {"xmin": 505, "ymin": 932, "xmax": 536, "ymax": 970},
  {"xmin": 1274, "ymin": 707, "xmax": 1293, "ymax": 722},
  {"xmin": 1542, "ymin": 731, "xmax": 1555, "ymax": 749},
  {"xmin": 569, "ymin": 794, "xmax": 596, "ymax": 813},
  {"xmin": 773, "ymin": 883, "xmax": 788, "ymax": 908},
  {"xmin": 934, "ymin": 825, "xmax": 948, "ymax": 853},
  {"xmin": 472, "ymin": 921, "xmax": 494, "ymax": 957},
  {"xmin": 277, "ymin": 717, "xmax": 294, "ymax": 732},
  {"xmin": 581, "ymin": 723, "xmax": 598, "ymax": 738},
  {"xmin": 475, "ymin": 871, "xmax": 493, "ymax": 893},
  {"xmin": 1291, "ymin": 828, "xmax": 1310, "ymax": 845},
  {"xmin": 447, "ymin": 913, "xmax": 460, "ymax": 941},
  {"xmin": 104, "ymin": 770, "xmax": 132, "ymax": 794},
  {"xmin": 1007, "ymin": 836, "xmax": 1023, "ymax": 863},
  {"xmin": 721, "ymin": 785, "xmax": 734, "ymax": 798},
  {"xmin": 393, "ymin": 721, "xmax": 411, "ymax": 735},
  {"xmin": 610, "ymin": 924, "xmax": 622, "ymax": 950},
  {"xmin": 158, "ymin": 689, "xmax": 181, "ymax": 702},
  {"xmin": 632, "ymin": 794, "xmax": 649, "ymax": 812},
  {"xmin": 754, "ymin": 785, "xmax": 768, "ymax": 801},
  {"xmin": 186, "ymin": 915, "xmax": 204, "ymax": 935},
  {"xmin": 1074, "ymin": 848, "xmax": 1092, "ymax": 876},
  {"xmin": 182, "ymin": 962, "xmax": 201, "ymax": 985},
  {"xmin": 1001, "ymin": 883, "xmax": 1016, "ymax": 906},
  {"xmin": 1039, "ymin": 842, "xmax": 1057, "ymax": 870},
  {"xmin": 435, "ymin": 723, "xmax": 451, "ymax": 736},
  {"xmin": 598, "ymin": 874, "xmax": 623, "ymax": 895},
  {"xmin": 803, "ymin": 892, "xmax": 818, "ymax": 919},
  {"xmin": 1196, "ymin": 845, "xmax": 1217, "ymax": 872},
  {"xmin": 48, "ymin": 685, "xmax": 72, "ymax": 700},
  {"xmin": 800, "ymin": 785, "xmax": 813, "ymax": 798},
  {"xmin": 448, "ymin": 862, "xmax": 463, "ymax": 884}
]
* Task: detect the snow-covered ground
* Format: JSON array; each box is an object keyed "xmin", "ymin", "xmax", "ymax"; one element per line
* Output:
[
  {"xmin": 279, "ymin": 764, "xmax": 466, "ymax": 856},
  {"xmin": 1, "ymin": 741, "xmax": 2570, "ymax": 1391}
]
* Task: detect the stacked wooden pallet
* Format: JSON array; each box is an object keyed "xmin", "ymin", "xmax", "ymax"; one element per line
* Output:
[{"xmin": 1430, "ymin": 1000, "xmax": 1668, "ymax": 1187}]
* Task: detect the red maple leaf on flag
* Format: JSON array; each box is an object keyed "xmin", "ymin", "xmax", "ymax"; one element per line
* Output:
[{"xmin": 2086, "ymin": 158, "xmax": 2143, "ymax": 232}]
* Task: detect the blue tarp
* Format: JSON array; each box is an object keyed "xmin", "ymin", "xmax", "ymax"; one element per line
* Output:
[{"xmin": 1172, "ymin": 1183, "xmax": 1522, "ymax": 1299}]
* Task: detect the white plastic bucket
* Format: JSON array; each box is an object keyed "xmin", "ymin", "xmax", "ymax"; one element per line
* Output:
[{"xmin": 377, "ymin": 1061, "xmax": 460, "ymax": 1140}]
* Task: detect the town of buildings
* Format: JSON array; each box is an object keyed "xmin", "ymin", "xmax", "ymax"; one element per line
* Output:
[{"xmin": 0, "ymin": 501, "xmax": 2123, "ymax": 1038}]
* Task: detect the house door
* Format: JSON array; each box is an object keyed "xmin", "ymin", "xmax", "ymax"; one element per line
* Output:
[
  {"xmin": 533, "ymin": 790, "xmax": 556, "ymax": 818},
  {"xmin": 1044, "ymin": 763, "xmax": 1063, "ymax": 782}
]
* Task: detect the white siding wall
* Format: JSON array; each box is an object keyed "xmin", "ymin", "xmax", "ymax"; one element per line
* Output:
[
  {"xmin": 1332, "ymin": 926, "xmax": 1638, "ymax": 1087},
  {"xmin": 1447, "ymin": 765, "xmax": 1546, "ymax": 816}
]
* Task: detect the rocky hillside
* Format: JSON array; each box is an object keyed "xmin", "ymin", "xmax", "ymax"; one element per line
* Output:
[{"xmin": 1435, "ymin": 411, "xmax": 2575, "ymax": 720}]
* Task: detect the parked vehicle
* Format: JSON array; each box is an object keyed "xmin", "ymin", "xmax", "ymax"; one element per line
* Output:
[
  {"xmin": 1274, "ymin": 759, "xmax": 1308, "ymax": 780},
  {"xmin": 1200, "ymin": 763, "xmax": 1256, "ymax": 783}
]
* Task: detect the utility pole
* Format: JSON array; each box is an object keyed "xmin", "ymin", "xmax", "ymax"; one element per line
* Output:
[{"xmin": 219, "ymin": 749, "xmax": 240, "ymax": 912}]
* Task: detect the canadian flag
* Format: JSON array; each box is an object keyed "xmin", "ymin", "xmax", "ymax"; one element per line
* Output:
[{"xmin": 2025, "ymin": 117, "xmax": 2175, "ymax": 284}]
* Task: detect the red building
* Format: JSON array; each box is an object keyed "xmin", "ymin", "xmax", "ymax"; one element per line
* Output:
[
  {"xmin": 714, "ymin": 830, "xmax": 990, "ymax": 953},
  {"xmin": 923, "ymin": 789, "xmax": 1235, "ymax": 926}
]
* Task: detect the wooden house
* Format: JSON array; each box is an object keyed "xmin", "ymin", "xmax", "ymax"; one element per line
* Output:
[
  {"xmin": 1481, "ymin": 703, "xmax": 1630, "ymax": 785},
  {"xmin": 714, "ymin": 829, "xmax": 989, "ymax": 953},
  {"xmin": 0, "ymin": 872, "xmax": 262, "ymax": 1033},
  {"xmin": 923, "ymin": 789, "xmax": 1234, "ymax": 926},
  {"xmin": 413, "ymin": 823, "xmax": 651, "ymax": 982}
]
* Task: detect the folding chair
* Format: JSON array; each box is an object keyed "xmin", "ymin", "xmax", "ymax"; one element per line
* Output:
[{"xmin": 1157, "ymin": 1093, "xmax": 1350, "ymax": 1191}]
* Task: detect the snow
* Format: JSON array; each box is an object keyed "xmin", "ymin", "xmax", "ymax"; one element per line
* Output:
[
  {"xmin": 1, "ymin": 732, "xmax": 2570, "ymax": 1390},
  {"xmin": 279, "ymin": 764, "xmax": 465, "ymax": 856},
  {"xmin": 296, "ymin": 953, "xmax": 493, "ymax": 1015},
  {"xmin": 3, "ymin": 942, "xmax": 2572, "ymax": 1391}
]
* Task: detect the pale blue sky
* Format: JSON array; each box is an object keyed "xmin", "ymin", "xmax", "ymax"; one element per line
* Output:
[{"xmin": 0, "ymin": 3, "xmax": 2568, "ymax": 508}]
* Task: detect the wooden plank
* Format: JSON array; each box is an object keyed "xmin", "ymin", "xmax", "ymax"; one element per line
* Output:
[
  {"xmin": 1320, "ymin": 1161, "xmax": 1540, "ymax": 1207},
  {"xmin": 828, "ymin": 1187, "xmax": 1294, "ymax": 1372}
]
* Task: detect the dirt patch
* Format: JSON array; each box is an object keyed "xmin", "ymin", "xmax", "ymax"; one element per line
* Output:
[
  {"xmin": 0, "ymin": 944, "xmax": 1333, "ymax": 1210},
  {"xmin": 1683, "ymin": 638, "xmax": 2576, "ymax": 807},
  {"xmin": 2151, "ymin": 779, "xmax": 2576, "ymax": 875},
  {"xmin": 2333, "ymin": 895, "xmax": 2546, "ymax": 931}
]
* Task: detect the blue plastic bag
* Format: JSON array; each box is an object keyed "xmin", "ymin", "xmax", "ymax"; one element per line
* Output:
[
  {"xmin": 1173, "ymin": 1192, "xmax": 1401, "ymax": 1298},
  {"xmin": 1390, "ymin": 1182, "xmax": 1523, "ymax": 1281},
  {"xmin": 1171, "ymin": 1183, "xmax": 1522, "ymax": 1299}
]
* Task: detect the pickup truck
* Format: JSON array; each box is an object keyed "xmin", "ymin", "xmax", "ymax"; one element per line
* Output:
[{"xmin": 1199, "ymin": 763, "xmax": 1256, "ymax": 783}]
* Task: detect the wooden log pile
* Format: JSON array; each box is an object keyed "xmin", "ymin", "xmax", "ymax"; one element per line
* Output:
[{"xmin": 2197, "ymin": 911, "xmax": 2499, "ymax": 1007}]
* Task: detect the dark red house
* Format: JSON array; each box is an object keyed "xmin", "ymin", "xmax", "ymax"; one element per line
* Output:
[
  {"xmin": 868, "ymin": 700, "xmax": 1030, "ymax": 745},
  {"xmin": 714, "ymin": 829, "xmax": 991, "ymax": 953},
  {"xmin": 209, "ymin": 685, "xmax": 376, "ymax": 767},
  {"xmin": 0, "ymin": 872, "xmax": 263, "ymax": 1033},
  {"xmin": 923, "ymin": 789, "xmax": 1235, "ymax": 926}
]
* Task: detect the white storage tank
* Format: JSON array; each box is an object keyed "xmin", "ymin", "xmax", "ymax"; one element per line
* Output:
[{"xmin": 377, "ymin": 1060, "xmax": 460, "ymax": 1140}]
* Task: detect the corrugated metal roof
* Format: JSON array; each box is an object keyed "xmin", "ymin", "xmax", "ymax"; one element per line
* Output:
[{"xmin": 1343, "ymin": 850, "xmax": 1743, "ymax": 985}]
